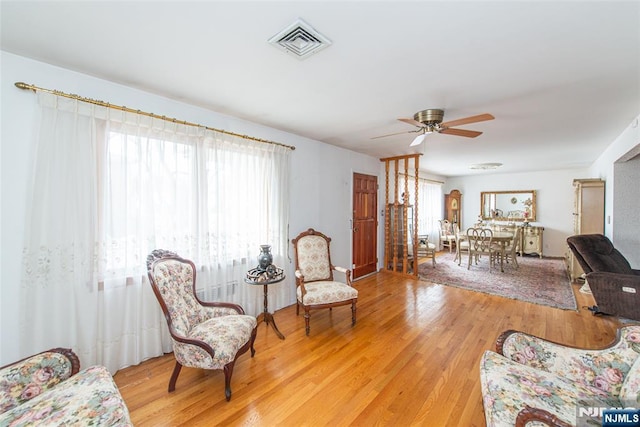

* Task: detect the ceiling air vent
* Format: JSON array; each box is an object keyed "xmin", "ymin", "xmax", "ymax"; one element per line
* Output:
[{"xmin": 268, "ymin": 18, "xmax": 331, "ymax": 60}]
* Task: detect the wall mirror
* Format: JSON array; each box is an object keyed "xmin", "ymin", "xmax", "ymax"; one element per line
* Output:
[{"xmin": 480, "ymin": 190, "xmax": 536, "ymax": 222}]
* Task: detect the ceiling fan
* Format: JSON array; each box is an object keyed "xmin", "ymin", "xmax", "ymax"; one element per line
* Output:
[{"xmin": 372, "ymin": 109, "xmax": 495, "ymax": 147}]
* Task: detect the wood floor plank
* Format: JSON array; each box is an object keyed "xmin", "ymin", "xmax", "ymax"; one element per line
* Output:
[{"xmin": 114, "ymin": 257, "xmax": 630, "ymax": 426}]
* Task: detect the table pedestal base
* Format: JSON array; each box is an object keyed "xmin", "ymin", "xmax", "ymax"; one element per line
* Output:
[{"xmin": 256, "ymin": 311, "xmax": 285, "ymax": 340}]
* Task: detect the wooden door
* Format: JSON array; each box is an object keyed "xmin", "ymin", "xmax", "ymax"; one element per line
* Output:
[{"xmin": 353, "ymin": 173, "xmax": 378, "ymax": 279}]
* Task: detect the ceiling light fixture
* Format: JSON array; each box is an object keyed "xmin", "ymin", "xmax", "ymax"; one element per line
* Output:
[
  {"xmin": 410, "ymin": 126, "xmax": 436, "ymax": 147},
  {"xmin": 410, "ymin": 133, "xmax": 427, "ymax": 147},
  {"xmin": 469, "ymin": 162, "xmax": 503, "ymax": 170}
]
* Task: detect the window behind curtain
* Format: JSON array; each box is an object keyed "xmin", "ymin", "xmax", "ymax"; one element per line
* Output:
[
  {"xmin": 100, "ymin": 124, "xmax": 291, "ymax": 296},
  {"xmin": 406, "ymin": 177, "xmax": 442, "ymax": 244}
]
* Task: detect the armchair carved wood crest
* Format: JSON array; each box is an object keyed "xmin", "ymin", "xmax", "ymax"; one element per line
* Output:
[
  {"xmin": 146, "ymin": 249, "xmax": 257, "ymax": 401},
  {"xmin": 291, "ymin": 229, "xmax": 358, "ymax": 336}
]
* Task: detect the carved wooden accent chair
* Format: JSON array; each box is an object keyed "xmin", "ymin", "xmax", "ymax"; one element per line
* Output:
[
  {"xmin": 291, "ymin": 229, "xmax": 358, "ymax": 336},
  {"xmin": 146, "ymin": 249, "xmax": 257, "ymax": 401}
]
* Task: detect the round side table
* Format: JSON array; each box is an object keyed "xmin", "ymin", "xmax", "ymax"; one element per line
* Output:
[{"xmin": 245, "ymin": 267, "xmax": 286, "ymax": 340}]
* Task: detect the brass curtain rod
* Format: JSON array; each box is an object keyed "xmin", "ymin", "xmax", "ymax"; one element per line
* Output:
[{"xmin": 14, "ymin": 82, "xmax": 295, "ymax": 151}]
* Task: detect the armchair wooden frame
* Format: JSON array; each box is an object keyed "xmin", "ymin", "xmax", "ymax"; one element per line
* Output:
[
  {"xmin": 146, "ymin": 249, "xmax": 257, "ymax": 401},
  {"xmin": 291, "ymin": 229, "xmax": 358, "ymax": 336}
]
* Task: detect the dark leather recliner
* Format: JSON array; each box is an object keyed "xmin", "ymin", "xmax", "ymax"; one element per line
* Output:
[{"xmin": 567, "ymin": 234, "xmax": 640, "ymax": 320}]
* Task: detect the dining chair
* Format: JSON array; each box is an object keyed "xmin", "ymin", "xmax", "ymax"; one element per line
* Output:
[
  {"xmin": 438, "ymin": 219, "xmax": 456, "ymax": 253},
  {"xmin": 455, "ymin": 226, "xmax": 470, "ymax": 266},
  {"xmin": 467, "ymin": 227, "xmax": 497, "ymax": 271},
  {"xmin": 502, "ymin": 229, "xmax": 520, "ymax": 268},
  {"xmin": 491, "ymin": 226, "xmax": 519, "ymax": 269},
  {"xmin": 416, "ymin": 234, "xmax": 437, "ymax": 268}
]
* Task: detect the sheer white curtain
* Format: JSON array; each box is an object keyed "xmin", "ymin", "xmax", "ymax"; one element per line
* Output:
[
  {"xmin": 407, "ymin": 177, "xmax": 442, "ymax": 245},
  {"xmin": 20, "ymin": 93, "xmax": 292, "ymax": 373}
]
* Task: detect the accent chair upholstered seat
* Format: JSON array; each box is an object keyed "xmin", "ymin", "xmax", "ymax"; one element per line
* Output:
[
  {"xmin": 147, "ymin": 250, "xmax": 257, "ymax": 401},
  {"xmin": 0, "ymin": 348, "xmax": 131, "ymax": 426},
  {"xmin": 480, "ymin": 325, "xmax": 640, "ymax": 427},
  {"xmin": 567, "ymin": 234, "xmax": 640, "ymax": 321},
  {"xmin": 291, "ymin": 228, "xmax": 358, "ymax": 336}
]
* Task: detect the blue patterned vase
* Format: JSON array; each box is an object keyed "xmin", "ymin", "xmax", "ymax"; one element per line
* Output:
[{"xmin": 257, "ymin": 245, "xmax": 273, "ymax": 271}]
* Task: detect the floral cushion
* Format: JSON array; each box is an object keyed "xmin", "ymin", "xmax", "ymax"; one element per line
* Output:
[
  {"xmin": 173, "ymin": 315, "xmax": 257, "ymax": 370},
  {"xmin": 297, "ymin": 281, "xmax": 358, "ymax": 305},
  {"xmin": 151, "ymin": 260, "xmax": 242, "ymax": 336},
  {"xmin": 620, "ymin": 355, "xmax": 640, "ymax": 406},
  {"xmin": 480, "ymin": 350, "xmax": 618, "ymax": 427},
  {"xmin": 500, "ymin": 326, "xmax": 640, "ymax": 398},
  {"xmin": 151, "ymin": 260, "xmax": 205, "ymax": 334},
  {"xmin": 0, "ymin": 366, "xmax": 131, "ymax": 426},
  {"xmin": 0, "ymin": 351, "xmax": 74, "ymax": 413},
  {"xmin": 295, "ymin": 235, "xmax": 332, "ymax": 282}
]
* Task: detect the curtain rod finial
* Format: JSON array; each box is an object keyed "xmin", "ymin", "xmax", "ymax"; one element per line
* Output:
[{"xmin": 15, "ymin": 82, "xmax": 35, "ymax": 92}]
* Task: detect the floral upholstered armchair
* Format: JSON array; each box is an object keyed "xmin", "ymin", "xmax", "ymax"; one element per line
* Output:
[
  {"xmin": 291, "ymin": 229, "xmax": 358, "ymax": 336},
  {"xmin": 147, "ymin": 249, "xmax": 258, "ymax": 401},
  {"xmin": 480, "ymin": 325, "xmax": 640, "ymax": 426},
  {"xmin": 0, "ymin": 348, "xmax": 131, "ymax": 426}
]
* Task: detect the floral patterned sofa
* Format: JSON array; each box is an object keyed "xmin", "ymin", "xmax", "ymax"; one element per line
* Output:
[
  {"xmin": 480, "ymin": 325, "xmax": 640, "ymax": 426},
  {"xmin": 0, "ymin": 348, "xmax": 131, "ymax": 426}
]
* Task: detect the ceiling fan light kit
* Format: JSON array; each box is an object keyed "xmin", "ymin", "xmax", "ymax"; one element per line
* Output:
[{"xmin": 410, "ymin": 133, "xmax": 427, "ymax": 147}]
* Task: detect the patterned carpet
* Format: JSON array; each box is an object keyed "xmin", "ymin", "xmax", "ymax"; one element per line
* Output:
[{"xmin": 418, "ymin": 252, "xmax": 578, "ymax": 310}]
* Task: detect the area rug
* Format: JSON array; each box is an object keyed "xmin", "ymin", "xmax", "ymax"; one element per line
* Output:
[{"xmin": 418, "ymin": 252, "xmax": 578, "ymax": 310}]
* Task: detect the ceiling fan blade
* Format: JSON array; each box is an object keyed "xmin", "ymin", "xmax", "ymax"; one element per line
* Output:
[
  {"xmin": 370, "ymin": 129, "xmax": 417, "ymax": 140},
  {"xmin": 440, "ymin": 113, "xmax": 494, "ymax": 128},
  {"xmin": 398, "ymin": 117, "xmax": 425, "ymax": 127},
  {"xmin": 439, "ymin": 128, "xmax": 483, "ymax": 138}
]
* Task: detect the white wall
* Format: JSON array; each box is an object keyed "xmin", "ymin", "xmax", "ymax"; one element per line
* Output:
[
  {"xmin": 445, "ymin": 168, "xmax": 590, "ymax": 258},
  {"xmin": 0, "ymin": 51, "xmax": 381, "ymax": 364},
  {"xmin": 588, "ymin": 115, "xmax": 640, "ymax": 267}
]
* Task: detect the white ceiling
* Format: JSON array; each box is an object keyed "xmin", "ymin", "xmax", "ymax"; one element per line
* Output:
[{"xmin": 2, "ymin": 1, "xmax": 639, "ymax": 177}]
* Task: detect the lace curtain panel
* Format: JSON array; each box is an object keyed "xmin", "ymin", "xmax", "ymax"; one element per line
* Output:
[
  {"xmin": 406, "ymin": 177, "xmax": 443, "ymax": 245},
  {"xmin": 20, "ymin": 92, "xmax": 292, "ymax": 373}
]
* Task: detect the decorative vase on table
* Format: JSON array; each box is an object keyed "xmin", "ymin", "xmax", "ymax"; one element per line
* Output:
[{"xmin": 257, "ymin": 245, "xmax": 273, "ymax": 272}]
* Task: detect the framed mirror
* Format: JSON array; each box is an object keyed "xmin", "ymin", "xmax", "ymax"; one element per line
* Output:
[{"xmin": 480, "ymin": 190, "xmax": 536, "ymax": 222}]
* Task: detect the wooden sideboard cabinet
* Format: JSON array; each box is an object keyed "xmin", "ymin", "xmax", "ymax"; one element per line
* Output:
[{"xmin": 519, "ymin": 226, "xmax": 544, "ymax": 258}]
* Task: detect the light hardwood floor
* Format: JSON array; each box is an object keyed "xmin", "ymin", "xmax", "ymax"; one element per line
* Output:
[{"xmin": 113, "ymin": 256, "xmax": 626, "ymax": 426}]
